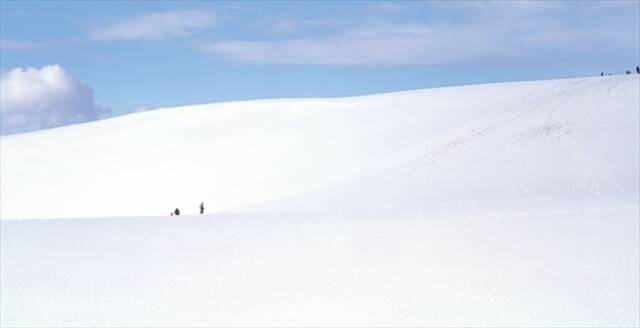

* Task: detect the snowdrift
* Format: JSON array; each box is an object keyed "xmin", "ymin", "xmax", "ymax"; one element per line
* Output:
[{"xmin": 1, "ymin": 75, "xmax": 638, "ymax": 219}]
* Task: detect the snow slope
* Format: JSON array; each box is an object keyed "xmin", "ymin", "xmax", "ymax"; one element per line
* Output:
[
  {"xmin": 1, "ymin": 75, "xmax": 638, "ymax": 219},
  {"xmin": 1, "ymin": 75, "xmax": 639, "ymax": 326}
]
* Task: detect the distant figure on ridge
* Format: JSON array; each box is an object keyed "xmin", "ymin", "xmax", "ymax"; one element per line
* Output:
[
  {"xmin": 199, "ymin": 202, "xmax": 204, "ymax": 215},
  {"xmin": 174, "ymin": 208, "xmax": 180, "ymax": 216}
]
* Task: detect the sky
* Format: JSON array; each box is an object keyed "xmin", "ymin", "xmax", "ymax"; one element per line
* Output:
[{"xmin": 0, "ymin": 1, "xmax": 639, "ymax": 134}]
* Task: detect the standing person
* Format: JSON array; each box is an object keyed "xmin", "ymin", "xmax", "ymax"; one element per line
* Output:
[
  {"xmin": 174, "ymin": 208, "xmax": 180, "ymax": 216},
  {"xmin": 199, "ymin": 202, "xmax": 204, "ymax": 215}
]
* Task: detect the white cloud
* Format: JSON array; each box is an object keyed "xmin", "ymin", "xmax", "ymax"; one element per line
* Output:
[
  {"xmin": 0, "ymin": 65, "xmax": 107, "ymax": 134},
  {"xmin": 89, "ymin": 9, "xmax": 216, "ymax": 41}
]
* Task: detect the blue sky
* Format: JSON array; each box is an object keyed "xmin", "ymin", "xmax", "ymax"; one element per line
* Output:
[{"xmin": 1, "ymin": 1, "xmax": 639, "ymax": 128}]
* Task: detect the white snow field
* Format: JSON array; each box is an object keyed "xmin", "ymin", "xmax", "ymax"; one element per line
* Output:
[{"xmin": 1, "ymin": 75, "xmax": 639, "ymax": 326}]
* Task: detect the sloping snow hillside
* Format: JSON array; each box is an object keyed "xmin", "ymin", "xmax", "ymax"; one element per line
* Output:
[
  {"xmin": 1, "ymin": 75, "xmax": 638, "ymax": 219},
  {"xmin": 1, "ymin": 75, "xmax": 639, "ymax": 327}
]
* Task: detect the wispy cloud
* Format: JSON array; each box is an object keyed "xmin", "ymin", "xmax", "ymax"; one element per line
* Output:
[
  {"xmin": 366, "ymin": 1, "xmax": 408, "ymax": 13},
  {"xmin": 261, "ymin": 16, "xmax": 339, "ymax": 33},
  {"xmin": 1, "ymin": 37, "xmax": 82, "ymax": 50},
  {"xmin": 89, "ymin": 9, "xmax": 216, "ymax": 41},
  {"xmin": 200, "ymin": 2, "xmax": 638, "ymax": 67},
  {"xmin": 202, "ymin": 24, "xmax": 504, "ymax": 66},
  {"xmin": 131, "ymin": 106, "xmax": 150, "ymax": 113},
  {"xmin": 0, "ymin": 38, "xmax": 43, "ymax": 50}
]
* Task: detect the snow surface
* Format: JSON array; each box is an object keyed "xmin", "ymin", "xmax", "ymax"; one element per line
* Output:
[
  {"xmin": 1, "ymin": 195, "xmax": 638, "ymax": 327},
  {"xmin": 1, "ymin": 75, "xmax": 639, "ymax": 326},
  {"xmin": 2, "ymin": 75, "xmax": 638, "ymax": 219}
]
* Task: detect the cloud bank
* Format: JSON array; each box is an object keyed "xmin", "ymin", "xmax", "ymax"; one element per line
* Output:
[
  {"xmin": 89, "ymin": 9, "xmax": 216, "ymax": 41},
  {"xmin": 0, "ymin": 65, "xmax": 106, "ymax": 135}
]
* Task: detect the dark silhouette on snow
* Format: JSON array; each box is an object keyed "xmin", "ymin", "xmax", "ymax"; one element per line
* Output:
[
  {"xmin": 636, "ymin": 66, "xmax": 639, "ymax": 74},
  {"xmin": 174, "ymin": 208, "xmax": 180, "ymax": 216},
  {"xmin": 626, "ymin": 70, "xmax": 631, "ymax": 75},
  {"xmin": 199, "ymin": 202, "xmax": 204, "ymax": 215}
]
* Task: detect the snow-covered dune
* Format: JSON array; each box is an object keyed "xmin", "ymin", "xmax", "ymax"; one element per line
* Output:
[
  {"xmin": 1, "ymin": 75, "xmax": 639, "ymax": 326},
  {"xmin": 1, "ymin": 75, "xmax": 638, "ymax": 219}
]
